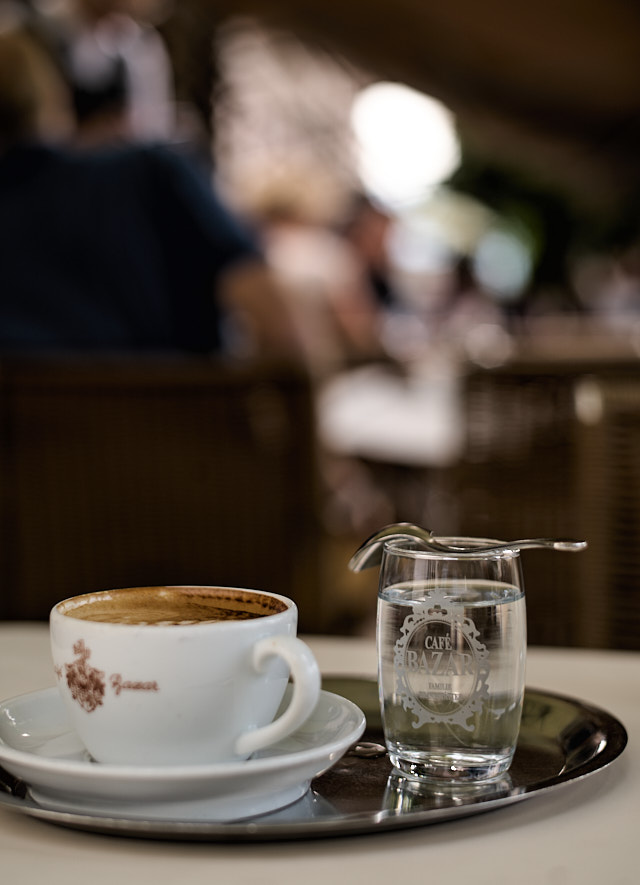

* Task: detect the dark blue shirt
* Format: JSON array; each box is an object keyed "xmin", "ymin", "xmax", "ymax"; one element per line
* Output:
[{"xmin": 0, "ymin": 143, "xmax": 261, "ymax": 352}]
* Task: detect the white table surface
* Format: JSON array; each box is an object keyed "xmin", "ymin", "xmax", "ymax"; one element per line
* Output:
[{"xmin": 0, "ymin": 622, "xmax": 637, "ymax": 885}]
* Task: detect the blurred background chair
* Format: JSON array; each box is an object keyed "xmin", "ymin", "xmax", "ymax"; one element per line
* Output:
[
  {"xmin": 450, "ymin": 357, "xmax": 640, "ymax": 649},
  {"xmin": 573, "ymin": 375, "xmax": 640, "ymax": 649},
  {"xmin": 0, "ymin": 356, "xmax": 323, "ymax": 630}
]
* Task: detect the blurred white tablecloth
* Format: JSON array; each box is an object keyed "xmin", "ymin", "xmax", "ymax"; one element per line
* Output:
[{"xmin": 318, "ymin": 363, "xmax": 465, "ymax": 467}]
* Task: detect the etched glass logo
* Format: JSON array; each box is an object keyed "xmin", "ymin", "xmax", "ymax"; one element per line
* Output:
[{"xmin": 394, "ymin": 587, "xmax": 490, "ymax": 730}]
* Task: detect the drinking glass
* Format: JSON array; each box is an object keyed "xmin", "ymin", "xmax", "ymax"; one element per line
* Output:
[{"xmin": 377, "ymin": 538, "xmax": 527, "ymax": 782}]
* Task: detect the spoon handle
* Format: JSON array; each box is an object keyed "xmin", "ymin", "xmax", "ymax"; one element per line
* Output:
[
  {"xmin": 348, "ymin": 523, "xmax": 434, "ymax": 572},
  {"xmin": 440, "ymin": 538, "xmax": 587, "ymax": 554},
  {"xmin": 348, "ymin": 524, "xmax": 587, "ymax": 572}
]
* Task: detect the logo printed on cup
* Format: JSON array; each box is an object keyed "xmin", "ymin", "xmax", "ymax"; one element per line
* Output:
[{"xmin": 54, "ymin": 639, "xmax": 160, "ymax": 713}]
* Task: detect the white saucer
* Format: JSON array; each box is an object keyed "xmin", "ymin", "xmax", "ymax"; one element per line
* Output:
[{"xmin": 0, "ymin": 687, "xmax": 365, "ymax": 822}]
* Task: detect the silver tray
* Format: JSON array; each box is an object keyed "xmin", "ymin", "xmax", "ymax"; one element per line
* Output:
[{"xmin": 0, "ymin": 677, "xmax": 627, "ymax": 842}]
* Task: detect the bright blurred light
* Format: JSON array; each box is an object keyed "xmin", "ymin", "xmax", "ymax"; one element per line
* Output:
[
  {"xmin": 351, "ymin": 82, "xmax": 461, "ymax": 207},
  {"xmin": 474, "ymin": 229, "xmax": 533, "ymax": 300}
]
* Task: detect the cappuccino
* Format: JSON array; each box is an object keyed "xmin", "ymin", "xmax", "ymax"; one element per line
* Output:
[
  {"xmin": 50, "ymin": 584, "xmax": 321, "ymax": 765},
  {"xmin": 59, "ymin": 586, "xmax": 286, "ymax": 626}
]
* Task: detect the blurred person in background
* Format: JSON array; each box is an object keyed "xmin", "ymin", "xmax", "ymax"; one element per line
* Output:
[
  {"xmin": 341, "ymin": 193, "xmax": 400, "ymax": 312},
  {"xmin": 435, "ymin": 254, "xmax": 505, "ymax": 342},
  {"xmin": 0, "ymin": 23, "xmax": 303, "ymax": 360},
  {"xmin": 248, "ymin": 172, "xmax": 389, "ymax": 380},
  {"xmin": 24, "ymin": 0, "xmax": 176, "ymax": 147}
]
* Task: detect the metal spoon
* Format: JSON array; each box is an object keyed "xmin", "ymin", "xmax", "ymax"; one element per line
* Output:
[{"xmin": 348, "ymin": 523, "xmax": 587, "ymax": 572}]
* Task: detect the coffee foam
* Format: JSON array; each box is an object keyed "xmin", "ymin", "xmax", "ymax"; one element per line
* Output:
[{"xmin": 59, "ymin": 586, "xmax": 287, "ymax": 625}]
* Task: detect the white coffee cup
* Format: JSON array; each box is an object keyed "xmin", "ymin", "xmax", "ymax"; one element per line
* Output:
[{"xmin": 49, "ymin": 585, "xmax": 321, "ymax": 766}]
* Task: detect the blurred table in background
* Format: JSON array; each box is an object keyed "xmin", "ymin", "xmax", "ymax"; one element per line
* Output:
[{"xmin": 318, "ymin": 361, "xmax": 465, "ymax": 469}]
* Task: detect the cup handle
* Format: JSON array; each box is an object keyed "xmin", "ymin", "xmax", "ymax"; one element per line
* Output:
[{"xmin": 234, "ymin": 635, "xmax": 321, "ymax": 757}]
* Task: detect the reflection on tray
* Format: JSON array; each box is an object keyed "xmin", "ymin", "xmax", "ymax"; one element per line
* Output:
[
  {"xmin": 0, "ymin": 678, "xmax": 628, "ymax": 842},
  {"xmin": 383, "ymin": 772, "xmax": 515, "ymax": 815}
]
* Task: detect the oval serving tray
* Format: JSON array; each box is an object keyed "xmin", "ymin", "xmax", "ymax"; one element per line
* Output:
[{"xmin": 0, "ymin": 677, "xmax": 628, "ymax": 842}]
